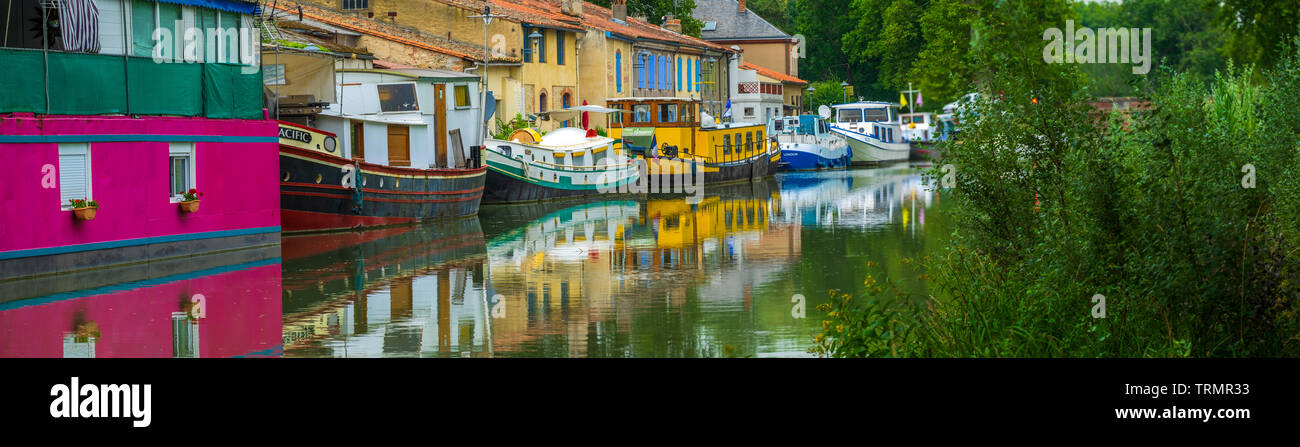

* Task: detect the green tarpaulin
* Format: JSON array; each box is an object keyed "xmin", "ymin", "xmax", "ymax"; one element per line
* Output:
[{"xmin": 0, "ymin": 48, "xmax": 261, "ymax": 119}]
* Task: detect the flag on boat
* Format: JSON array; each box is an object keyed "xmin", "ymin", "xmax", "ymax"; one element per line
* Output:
[
  {"xmin": 722, "ymin": 99, "xmax": 732, "ymax": 120},
  {"xmin": 917, "ymin": 91, "xmax": 924, "ymax": 107},
  {"xmin": 899, "ymin": 93, "xmax": 907, "ymax": 108},
  {"xmin": 58, "ymin": 0, "xmax": 101, "ymax": 53}
]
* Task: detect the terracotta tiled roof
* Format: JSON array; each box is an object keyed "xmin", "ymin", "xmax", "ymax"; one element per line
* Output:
[
  {"xmin": 435, "ymin": 0, "xmax": 734, "ymax": 53},
  {"xmin": 271, "ymin": 0, "xmax": 519, "ymax": 63},
  {"xmin": 741, "ymin": 62, "xmax": 807, "ymax": 86}
]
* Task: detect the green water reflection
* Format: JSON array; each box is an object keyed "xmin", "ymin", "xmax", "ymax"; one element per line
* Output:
[{"xmin": 279, "ymin": 163, "xmax": 950, "ymax": 357}]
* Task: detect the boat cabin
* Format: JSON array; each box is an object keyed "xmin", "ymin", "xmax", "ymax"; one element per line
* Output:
[
  {"xmin": 315, "ymin": 68, "xmax": 484, "ymax": 169},
  {"xmin": 606, "ymin": 97, "xmax": 771, "ymax": 165},
  {"xmin": 831, "ymin": 101, "xmax": 902, "ymax": 144}
]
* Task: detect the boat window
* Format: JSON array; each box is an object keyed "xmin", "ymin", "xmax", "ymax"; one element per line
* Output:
[
  {"xmin": 659, "ymin": 103, "xmax": 678, "ymax": 123},
  {"xmin": 863, "ymin": 107, "xmax": 890, "ymax": 122},
  {"xmin": 609, "ymin": 104, "xmax": 624, "ymax": 126},
  {"xmin": 634, "ymin": 104, "xmax": 652, "ymax": 123},
  {"xmin": 837, "ymin": 108, "xmax": 862, "ymax": 122},
  {"xmin": 681, "ymin": 103, "xmax": 695, "ymax": 123},
  {"xmin": 723, "ymin": 134, "xmax": 731, "ymax": 154},
  {"xmin": 746, "ymin": 132, "xmax": 754, "ymax": 152},
  {"xmin": 377, "ymin": 84, "xmax": 419, "ymax": 112},
  {"xmin": 773, "ymin": 119, "xmax": 784, "ymax": 132}
]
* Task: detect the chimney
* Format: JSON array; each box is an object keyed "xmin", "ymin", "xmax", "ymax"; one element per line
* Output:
[
  {"xmin": 665, "ymin": 18, "xmax": 682, "ymax": 34},
  {"xmin": 561, "ymin": 0, "xmax": 582, "ymax": 17},
  {"xmin": 738, "ymin": 0, "xmax": 747, "ymax": 13},
  {"xmin": 612, "ymin": 0, "xmax": 627, "ymax": 22}
]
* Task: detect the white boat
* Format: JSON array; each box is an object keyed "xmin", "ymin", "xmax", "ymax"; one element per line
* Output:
[
  {"xmin": 773, "ymin": 114, "xmax": 851, "ymax": 171},
  {"xmin": 828, "ymin": 101, "xmax": 911, "ymax": 164},
  {"xmin": 483, "ymin": 107, "xmax": 638, "ymax": 203},
  {"xmin": 899, "ymin": 112, "xmax": 935, "ymax": 143}
]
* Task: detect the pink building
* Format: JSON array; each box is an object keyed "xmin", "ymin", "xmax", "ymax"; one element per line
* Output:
[{"xmin": 0, "ymin": 0, "xmax": 278, "ymax": 280}]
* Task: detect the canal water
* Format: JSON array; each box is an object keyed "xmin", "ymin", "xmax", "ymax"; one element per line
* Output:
[{"xmin": 0, "ymin": 163, "xmax": 949, "ymax": 358}]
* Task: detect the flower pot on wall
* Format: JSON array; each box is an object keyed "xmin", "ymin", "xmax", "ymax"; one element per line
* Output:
[
  {"xmin": 180, "ymin": 200, "xmax": 201, "ymax": 213},
  {"xmin": 72, "ymin": 206, "xmax": 98, "ymax": 221}
]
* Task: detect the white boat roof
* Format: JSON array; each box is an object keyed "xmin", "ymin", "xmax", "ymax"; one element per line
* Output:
[
  {"xmin": 833, "ymin": 101, "xmax": 897, "ymax": 108},
  {"xmin": 487, "ymin": 127, "xmax": 613, "ymax": 150}
]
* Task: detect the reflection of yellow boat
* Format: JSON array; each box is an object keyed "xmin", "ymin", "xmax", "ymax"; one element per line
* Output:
[
  {"xmin": 606, "ymin": 97, "xmax": 780, "ymax": 184},
  {"xmin": 646, "ymin": 195, "xmax": 772, "ymax": 250}
]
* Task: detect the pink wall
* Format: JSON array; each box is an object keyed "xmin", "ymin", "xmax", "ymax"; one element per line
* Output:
[
  {"xmin": 0, "ymin": 263, "xmax": 282, "ymax": 358},
  {"xmin": 0, "ymin": 114, "xmax": 279, "ymax": 253}
]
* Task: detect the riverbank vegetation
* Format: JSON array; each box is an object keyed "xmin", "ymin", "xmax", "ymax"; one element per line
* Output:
[{"xmin": 811, "ymin": 2, "xmax": 1300, "ymax": 357}]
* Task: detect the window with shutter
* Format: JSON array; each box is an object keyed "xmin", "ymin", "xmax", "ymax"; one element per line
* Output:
[
  {"xmin": 169, "ymin": 143, "xmax": 196, "ymax": 201},
  {"xmin": 58, "ymin": 144, "xmax": 91, "ymax": 208}
]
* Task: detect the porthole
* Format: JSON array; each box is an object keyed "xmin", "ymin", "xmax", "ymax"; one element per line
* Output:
[
  {"xmin": 282, "ymin": 171, "xmax": 290, "ymax": 182},
  {"xmin": 315, "ymin": 173, "xmax": 323, "ymax": 184},
  {"xmin": 395, "ymin": 178, "xmax": 401, "ymax": 188}
]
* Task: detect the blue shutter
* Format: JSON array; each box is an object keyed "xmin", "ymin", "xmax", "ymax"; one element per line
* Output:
[
  {"xmin": 687, "ymin": 60, "xmax": 693, "ymax": 92},
  {"xmin": 539, "ymin": 30, "xmax": 547, "ymax": 63},
  {"xmin": 638, "ymin": 54, "xmax": 645, "ymax": 89},
  {"xmin": 695, "ymin": 59, "xmax": 701, "ymax": 92},
  {"xmin": 677, "ymin": 58, "xmax": 682, "ymax": 91},
  {"xmin": 556, "ymin": 31, "xmax": 564, "ymax": 65},
  {"xmin": 616, "ymin": 52, "xmax": 622, "ymax": 93},
  {"xmin": 657, "ymin": 56, "xmax": 665, "ymax": 90},
  {"xmin": 522, "ymin": 27, "xmax": 531, "ymax": 62}
]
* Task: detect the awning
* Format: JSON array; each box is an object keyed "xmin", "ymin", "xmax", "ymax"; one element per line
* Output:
[
  {"xmin": 155, "ymin": 0, "xmax": 259, "ymax": 15},
  {"xmin": 538, "ymin": 105, "xmax": 622, "ymax": 120}
]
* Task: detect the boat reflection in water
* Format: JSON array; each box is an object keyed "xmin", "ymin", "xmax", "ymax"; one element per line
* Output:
[
  {"xmin": 480, "ymin": 179, "xmax": 809, "ymax": 357},
  {"xmin": 275, "ymin": 163, "xmax": 946, "ymax": 358},
  {"xmin": 0, "ymin": 248, "xmax": 283, "ymax": 358},
  {"xmin": 280, "ymin": 218, "xmax": 490, "ymax": 357}
]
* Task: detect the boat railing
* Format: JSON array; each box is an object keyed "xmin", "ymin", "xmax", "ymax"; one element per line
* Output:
[{"xmin": 525, "ymin": 157, "xmax": 633, "ymax": 172}]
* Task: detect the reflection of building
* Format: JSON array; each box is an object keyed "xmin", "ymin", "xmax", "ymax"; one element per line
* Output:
[
  {"xmin": 0, "ymin": 257, "xmax": 282, "ymax": 358},
  {"xmin": 483, "ymin": 180, "xmax": 803, "ymax": 356},
  {"xmin": 280, "ymin": 218, "xmax": 490, "ymax": 357}
]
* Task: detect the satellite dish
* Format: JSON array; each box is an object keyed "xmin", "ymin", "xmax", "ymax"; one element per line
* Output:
[{"xmin": 817, "ymin": 105, "xmax": 832, "ymax": 120}]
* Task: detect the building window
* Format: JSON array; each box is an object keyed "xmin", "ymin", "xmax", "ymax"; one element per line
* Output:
[
  {"xmin": 539, "ymin": 91, "xmax": 548, "ymax": 113},
  {"xmin": 556, "ymin": 31, "xmax": 564, "ymax": 65},
  {"xmin": 58, "ymin": 143, "xmax": 91, "ymax": 209},
  {"xmin": 169, "ymin": 143, "xmax": 195, "ymax": 201},
  {"xmin": 342, "ymin": 0, "xmax": 369, "ymax": 10},
  {"xmin": 744, "ymin": 107, "xmax": 755, "ymax": 118},
  {"xmin": 454, "ymin": 85, "xmax": 471, "ymax": 108},
  {"xmin": 616, "ymin": 51, "xmax": 623, "ymax": 93},
  {"xmin": 377, "ymin": 84, "xmax": 419, "ymax": 112}
]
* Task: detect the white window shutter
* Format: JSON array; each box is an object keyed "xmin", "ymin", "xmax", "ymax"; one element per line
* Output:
[
  {"xmin": 58, "ymin": 144, "xmax": 91, "ymax": 206},
  {"xmin": 93, "ymin": 0, "xmax": 127, "ymax": 55}
]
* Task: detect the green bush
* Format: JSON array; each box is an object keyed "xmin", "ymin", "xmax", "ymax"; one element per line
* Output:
[{"xmin": 812, "ymin": 32, "xmax": 1300, "ymax": 358}]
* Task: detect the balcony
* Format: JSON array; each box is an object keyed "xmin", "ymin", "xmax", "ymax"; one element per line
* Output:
[{"xmin": 0, "ymin": 0, "xmax": 263, "ymax": 119}]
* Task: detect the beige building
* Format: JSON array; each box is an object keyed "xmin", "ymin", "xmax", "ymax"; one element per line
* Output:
[{"xmin": 693, "ymin": 0, "xmax": 808, "ymax": 116}]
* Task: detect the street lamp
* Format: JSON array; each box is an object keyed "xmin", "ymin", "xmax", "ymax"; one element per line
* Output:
[
  {"xmin": 529, "ymin": 29, "xmax": 543, "ymax": 59},
  {"xmin": 841, "ymin": 81, "xmax": 849, "ymax": 103},
  {"xmin": 470, "ymin": 4, "xmax": 503, "ymax": 150},
  {"xmin": 807, "ymin": 86, "xmax": 815, "ymax": 113}
]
